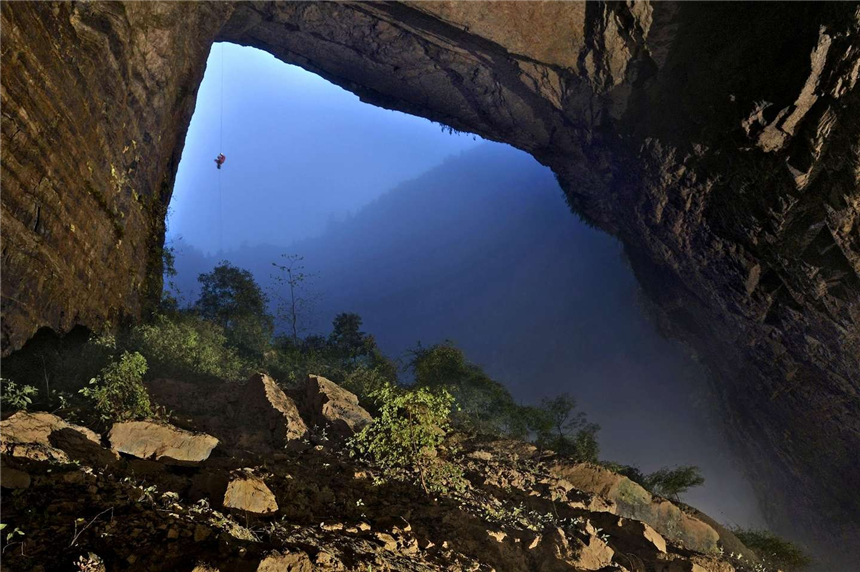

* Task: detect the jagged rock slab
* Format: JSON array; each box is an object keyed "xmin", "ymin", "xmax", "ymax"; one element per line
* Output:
[
  {"xmin": 148, "ymin": 374, "xmax": 308, "ymax": 451},
  {"xmin": 233, "ymin": 373, "xmax": 308, "ymax": 448},
  {"xmin": 0, "ymin": 411, "xmax": 118, "ymax": 467},
  {"xmin": 108, "ymin": 421, "xmax": 218, "ymax": 465},
  {"xmin": 302, "ymin": 374, "xmax": 372, "ymax": 439}
]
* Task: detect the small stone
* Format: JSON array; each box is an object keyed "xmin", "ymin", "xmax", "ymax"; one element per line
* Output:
[
  {"xmin": 374, "ymin": 532, "xmax": 397, "ymax": 551},
  {"xmin": 108, "ymin": 421, "xmax": 218, "ymax": 465}
]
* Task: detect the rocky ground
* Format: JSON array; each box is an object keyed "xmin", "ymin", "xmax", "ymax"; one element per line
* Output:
[{"xmin": 2, "ymin": 374, "xmax": 769, "ymax": 572}]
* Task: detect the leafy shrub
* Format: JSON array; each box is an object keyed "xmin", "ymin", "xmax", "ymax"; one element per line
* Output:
[
  {"xmin": 731, "ymin": 527, "xmax": 811, "ymax": 571},
  {"xmin": 79, "ymin": 352, "xmax": 152, "ymax": 423},
  {"xmin": 643, "ymin": 465, "xmax": 705, "ymax": 500},
  {"xmin": 349, "ymin": 384, "xmax": 465, "ymax": 495},
  {"xmin": 263, "ymin": 338, "xmax": 346, "ymax": 390},
  {"xmin": 127, "ymin": 314, "xmax": 249, "ymax": 383},
  {"xmin": 263, "ymin": 315, "xmax": 397, "ymax": 396},
  {"xmin": 1, "ymin": 379, "xmax": 38, "ymax": 411}
]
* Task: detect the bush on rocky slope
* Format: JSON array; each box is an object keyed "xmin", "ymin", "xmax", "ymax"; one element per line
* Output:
[
  {"xmin": 79, "ymin": 351, "xmax": 153, "ymax": 423},
  {"xmin": 349, "ymin": 383, "xmax": 466, "ymax": 495},
  {"xmin": 731, "ymin": 527, "xmax": 812, "ymax": 571}
]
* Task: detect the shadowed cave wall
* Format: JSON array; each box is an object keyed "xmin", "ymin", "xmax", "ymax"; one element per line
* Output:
[{"xmin": 1, "ymin": 1, "xmax": 859, "ymax": 564}]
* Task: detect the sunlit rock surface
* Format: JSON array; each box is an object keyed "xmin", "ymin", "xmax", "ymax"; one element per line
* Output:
[{"xmin": 1, "ymin": 1, "xmax": 858, "ymax": 564}]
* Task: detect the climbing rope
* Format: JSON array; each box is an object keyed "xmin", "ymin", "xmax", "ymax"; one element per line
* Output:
[{"xmin": 218, "ymin": 43, "xmax": 225, "ymax": 254}]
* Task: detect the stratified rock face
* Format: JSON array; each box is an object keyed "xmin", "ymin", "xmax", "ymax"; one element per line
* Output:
[{"xmin": 1, "ymin": 1, "xmax": 858, "ymax": 564}]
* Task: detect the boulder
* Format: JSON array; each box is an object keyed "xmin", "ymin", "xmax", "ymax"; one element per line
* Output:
[
  {"xmin": 532, "ymin": 526, "xmax": 614, "ymax": 571},
  {"xmin": 256, "ymin": 551, "xmax": 312, "ymax": 572},
  {"xmin": 302, "ymin": 374, "xmax": 372, "ymax": 439},
  {"xmin": 108, "ymin": 421, "xmax": 218, "ymax": 465},
  {"xmin": 147, "ymin": 374, "xmax": 308, "ymax": 451},
  {"xmin": 223, "ymin": 470, "xmax": 278, "ymax": 514},
  {"xmin": 231, "ymin": 373, "xmax": 308, "ymax": 449},
  {"xmin": 0, "ymin": 411, "xmax": 118, "ymax": 467},
  {"xmin": 588, "ymin": 512, "xmax": 667, "ymax": 555},
  {"xmin": 656, "ymin": 554, "xmax": 736, "ymax": 572},
  {"xmin": 548, "ymin": 462, "xmax": 719, "ymax": 554}
]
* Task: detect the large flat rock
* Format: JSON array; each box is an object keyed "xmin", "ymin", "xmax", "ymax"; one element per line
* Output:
[{"xmin": 108, "ymin": 421, "xmax": 218, "ymax": 465}]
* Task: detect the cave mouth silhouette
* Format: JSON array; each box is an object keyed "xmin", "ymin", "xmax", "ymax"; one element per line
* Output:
[{"xmin": 163, "ymin": 42, "xmax": 766, "ymax": 534}]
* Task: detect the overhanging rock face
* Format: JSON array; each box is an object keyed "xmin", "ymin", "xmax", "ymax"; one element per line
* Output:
[{"xmin": 1, "ymin": 1, "xmax": 858, "ymax": 564}]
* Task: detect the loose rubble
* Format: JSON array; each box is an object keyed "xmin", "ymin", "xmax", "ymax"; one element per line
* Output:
[{"xmin": 0, "ymin": 375, "xmax": 763, "ymax": 571}]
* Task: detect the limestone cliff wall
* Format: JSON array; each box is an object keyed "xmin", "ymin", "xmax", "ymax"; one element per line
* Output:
[{"xmin": 2, "ymin": 1, "xmax": 858, "ymax": 563}]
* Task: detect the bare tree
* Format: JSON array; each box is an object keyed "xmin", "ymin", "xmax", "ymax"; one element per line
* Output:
[{"xmin": 270, "ymin": 254, "xmax": 320, "ymax": 344}]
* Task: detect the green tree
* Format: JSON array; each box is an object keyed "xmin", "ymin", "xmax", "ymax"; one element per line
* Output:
[
  {"xmin": 408, "ymin": 341, "xmax": 528, "ymax": 438},
  {"xmin": 159, "ymin": 242, "xmax": 182, "ymax": 313},
  {"xmin": 329, "ymin": 313, "xmax": 367, "ymax": 358},
  {"xmin": 531, "ymin": 393, "xmax": 600, "ymax": 462},
  {"xmin": 195, "ymin": 262, "xmax": 273, "ymax": 357},
  {"xmin": 643, "ymin": 465, "xmax": 705, "ymax": 501}
]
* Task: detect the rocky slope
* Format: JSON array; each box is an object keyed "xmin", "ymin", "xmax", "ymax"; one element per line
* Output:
[
  {"xmin": 1, "ymin": 1, "xmax": 858, "ymax": 563},
  {"xmin": 2, "ymin": 373, "xmax": 761, "ymax": 572}
]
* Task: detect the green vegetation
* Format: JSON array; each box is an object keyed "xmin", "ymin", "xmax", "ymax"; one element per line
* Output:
[
  {"xmin": 529, "ymin": 393, "xmax": 601, "ymax": 463},
  {"xmin": 349, "ymin": 384, "xmax": 465, "ymax": 495},
  {"xmin": 0, "ymin": 379, "xmax": 38, "ymax": 411},
  {"xmin": 642, "ymin": 465, "xmax": 705, "ymax": 501},
  {"xmin": 195, "ymin": 261, "xmax": 274, "ymax": 359},
  {"xmin": 79, "ymin": 351, "xmax": 152, "ymax": 423},
  {"xmin": 408, "ymin": 342, "xmax": 530, "ymax": 438},
  {"xmin": 126, "ymin": 314, "xmax": 248, "ymax": 384},
  {"xmin": 1, "ymin": 257, "xmax": 709, "ymax": 505},
  {"xmin": 731, "ymin": 527, "xmax": 812, "ymax": 571}
]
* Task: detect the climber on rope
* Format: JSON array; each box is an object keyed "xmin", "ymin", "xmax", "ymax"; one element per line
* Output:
[{"xmin": 214, "ymin": 153, "xmax": 226, "ymax": 170}]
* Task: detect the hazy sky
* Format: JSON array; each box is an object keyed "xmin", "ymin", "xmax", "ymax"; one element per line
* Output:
[{"xmin": 168, "ymin": 43, "xmax": 481, "ymax": 253}]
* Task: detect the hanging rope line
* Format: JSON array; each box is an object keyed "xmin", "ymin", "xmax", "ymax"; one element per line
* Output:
[
  {"xmin": 218, "ymin": 43, "xmax": 224, "ymax": 254},
  {"xmin": 220, "ymin": 41, "xmax": 224, "ymax": 151}
]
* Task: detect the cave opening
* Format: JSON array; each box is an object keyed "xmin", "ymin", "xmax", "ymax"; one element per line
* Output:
[{"xmin": 160, "ymin": 43, "xmax": 767, "ymax": 529}]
